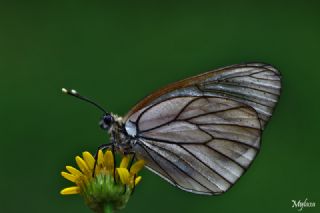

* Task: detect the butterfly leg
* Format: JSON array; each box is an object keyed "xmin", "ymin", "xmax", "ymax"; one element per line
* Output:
[
  {"xmin": 129, "ymin": 152, "xmax": 136, "ymax": 170},
  {"xmin": 131, "ymin": 173, "xmax": 137, "ymax": 195},
  {"xmin": 111, "ymin": 143, "xmax": 117, "ymax": 182},
  {"xmin": 123, "ymin": 151, "xmax": 136, "ymax": 170},
  {"xmin": 123, "ymin": 151, "xmax": 137, "ymax": 195}
]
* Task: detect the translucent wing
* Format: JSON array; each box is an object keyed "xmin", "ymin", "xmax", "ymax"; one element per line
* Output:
[
  {"xmin": 124, "ymin": 63, "xmax": 281, "ymax": 195},
  {"xmin": 126, "ymin": 96, "xmax": 261, "ymax": 194},
  {"xmin": 124, "ymin": 63, "xmax": 281, "ymax": 129}
]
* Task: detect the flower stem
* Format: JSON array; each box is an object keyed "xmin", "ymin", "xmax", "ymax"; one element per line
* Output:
[{"xmin": 104, "ymin": 203, "xmax": 113, "ymax": 213}]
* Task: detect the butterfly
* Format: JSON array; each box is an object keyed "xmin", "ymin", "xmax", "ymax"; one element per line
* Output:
[{"xmin": 63, "ymin": 62, "xmax": 281, "ymax": 195}]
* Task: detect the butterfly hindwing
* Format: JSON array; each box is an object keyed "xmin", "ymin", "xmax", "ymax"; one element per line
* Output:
[{"xmin": 127, "ymin": 96, "xmax": 261, "ymax": 194}]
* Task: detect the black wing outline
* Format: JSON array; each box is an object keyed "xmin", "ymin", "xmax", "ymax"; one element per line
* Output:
[{"xmin": 129, "ymin": 96, "xmax": 261, "ymax": 195}]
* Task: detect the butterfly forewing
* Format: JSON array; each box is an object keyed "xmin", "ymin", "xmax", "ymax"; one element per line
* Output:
[
  {"xmin": 124, "ymin": 63, "xmax": 281, "ymax": 129},
  {"xmin": 124, "ymin": 63, "xmax": 281, "ymax": 195}
]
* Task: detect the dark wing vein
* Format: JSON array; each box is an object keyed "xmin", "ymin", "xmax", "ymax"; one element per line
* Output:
[
  {"xmin": 187, "ymin": 120, "xmax": 260, "ymax": 131},
  {"xmin": 177, "ymin": 144, "xmax": 233, "ymax": 185},
  {"xmin": 180, "ymin": 106, "xmax": 246, "ymax": 121},
  {"xmin": 140, "ymin": 141, "xmax": 214, "ymax": 194},
  {"xmin": 149, "ymin": 142, "xmax": 219, "ymax": 191},
  {"xmin": 205, "ymin": 81, "xmax": 280, "ymax": 96},
  {"xmin": 138, "ymin": 97, "xmax": 199, "ymax": 133},
  {"xmin": 199, "ymin": 87, "xmax": 272, "ymax": 108},
  {"xmin": 198, "ymin": 126, "xmax": 259, "ymax": 150},
  {"xmin": 203, "ymin": 144, "xmax": 246, "ymax": 170},
  {"xmin": 136, "ymin": 142, "xmax": 178, "ymax": 185},
  {"xmin": 173, "ymin": 97, "xmax": 202, "ymax": 120},
  {"xmin": 139, "ymin": 135, "xmax": 213, "ymax": 145}
]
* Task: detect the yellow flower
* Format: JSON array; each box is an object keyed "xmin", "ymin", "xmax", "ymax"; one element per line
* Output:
[
  {"xmin": 60, "ymin": 150, "xmax": 144, "ymax": 213},
  {"xmin": 116, "ymin": 156, "xmax": 144, "ymax": 187}
]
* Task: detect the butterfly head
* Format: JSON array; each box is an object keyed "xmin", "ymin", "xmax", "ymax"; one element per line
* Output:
[{"xmin": 99, "ymin": 113, "xmax": 114, "ymax": 130}]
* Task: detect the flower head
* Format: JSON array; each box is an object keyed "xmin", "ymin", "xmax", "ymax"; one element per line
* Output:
[{"xmin": 60, "ymin": 150, "xmax": 144, "ymax": 213}]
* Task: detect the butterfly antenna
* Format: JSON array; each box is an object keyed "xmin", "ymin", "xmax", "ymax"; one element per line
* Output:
[{"xmin": 61, "ymin": 88, "xmax": 108, "ymax": 114}]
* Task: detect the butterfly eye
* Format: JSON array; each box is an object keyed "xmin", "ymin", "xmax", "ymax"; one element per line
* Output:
[
  {"xmin": 100, "ymin": 114, "xmax": 113, "ymax": 130},
  {"xmin": 103, "ymin": 114, "xmax": 113, "ymax": 124}
]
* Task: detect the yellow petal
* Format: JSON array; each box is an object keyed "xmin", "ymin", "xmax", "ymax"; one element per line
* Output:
[
  {"xmin": 104, "ymin": 150, "xmax": 114, "ymax": 172},
  {"xmin": 75, "ymin": 156, "xmax": 89, "ymax": 174},
  {"xmin": 61, "ymin": 172, "xmax": 77, "ymax": 183},
  {"xmin": 97, "ymin": 150, "xmax": 104, "ymax": 166},
  {"xmin": 120, "ymin": 156, "xmax": 130, "ymax": 168},
  {"xmin": 135, "ymin": 176, "xmax": 142, "ymax": 185},
  {"xmin": 60, "ymin": 186, "xmax": 80, "ymax": 195},
  {"xmin": 130, "ymin": 160, "xmax": 144, "ymax": 175},
  {"xmin": 116, "ymin": 168, "xmax": 130, "ymax": 185},
  {"xmin": 82, "ymin": 151, "xmax": 95, "ymax": 170},
  {"xmin": 66, "ymin": 166, "xmax": 82, "ymax": 176}
]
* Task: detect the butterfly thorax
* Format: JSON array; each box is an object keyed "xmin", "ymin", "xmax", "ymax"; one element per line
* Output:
[{"xmin": 108, "ymin": 113, "xmax": 133, "ymax": 154}]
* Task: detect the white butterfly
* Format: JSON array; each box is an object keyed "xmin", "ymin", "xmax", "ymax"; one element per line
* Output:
[{"xmin": 63, "ymin": 62, "xmax": 281, "ymax": 195}]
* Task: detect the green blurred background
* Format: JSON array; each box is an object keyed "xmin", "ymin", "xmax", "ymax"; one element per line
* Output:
[{"xmin": 0, "ymin": 0, "xmax": 319, "ymax": 212}]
